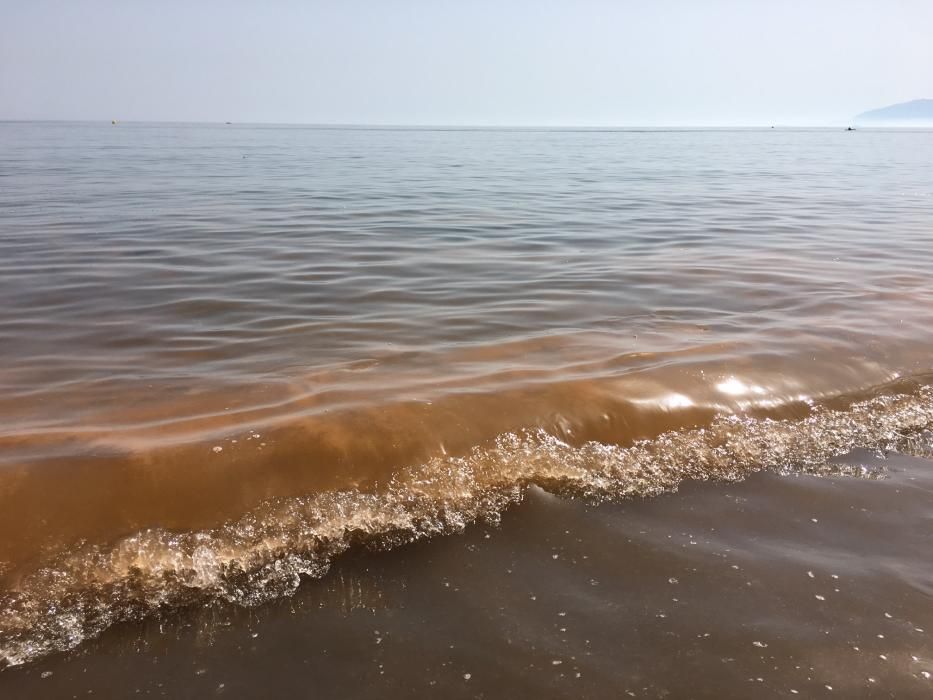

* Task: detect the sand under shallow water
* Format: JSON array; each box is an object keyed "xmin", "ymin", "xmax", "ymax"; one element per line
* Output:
[{"xmin": 2, "ymin": 450, "xmax": 931, "ymax": 699}]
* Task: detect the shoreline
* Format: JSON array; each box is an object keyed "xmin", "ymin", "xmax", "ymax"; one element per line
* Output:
[{"xmin": 2, "ymin": 451, "xmax": 931, "ymax": 697}]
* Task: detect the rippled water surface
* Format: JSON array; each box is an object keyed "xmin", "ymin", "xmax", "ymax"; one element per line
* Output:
[{"xmin": 1, "ymin": 123, "xmax": 932, "ymax": 691}]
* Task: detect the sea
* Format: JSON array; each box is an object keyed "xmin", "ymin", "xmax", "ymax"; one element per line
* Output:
[{"xmin": 1, "ymin": 122, "xmax": 932, "ymax": 697}]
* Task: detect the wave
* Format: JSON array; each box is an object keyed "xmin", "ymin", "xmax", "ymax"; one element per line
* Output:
[{"xmin": 2, "ymin": 383, "xmax": 932, "ymax": 668}]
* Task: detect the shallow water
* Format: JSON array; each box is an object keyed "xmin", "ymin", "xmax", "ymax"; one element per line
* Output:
[
  {"xmin": 1, "ymin": 123, "xmax": 932, "ymax": 690},
  {"xmin": 3, "ymin": 452, "xmax": 932, "ymax": 698}
]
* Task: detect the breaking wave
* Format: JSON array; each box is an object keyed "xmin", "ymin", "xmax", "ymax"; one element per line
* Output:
[{"xmin": 2, "ymin": 384, "xmax": 932, "ymax": 667}]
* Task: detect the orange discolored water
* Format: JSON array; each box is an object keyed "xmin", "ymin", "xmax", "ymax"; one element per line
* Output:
[{"xmin": 1, "ymin": 123, "xmax": 932, "ymax": 695}]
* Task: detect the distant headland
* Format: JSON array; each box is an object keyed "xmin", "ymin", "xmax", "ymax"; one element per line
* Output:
[{"xmin": 854, "ymin": 99, "xmax": 933, "ymax": 126}]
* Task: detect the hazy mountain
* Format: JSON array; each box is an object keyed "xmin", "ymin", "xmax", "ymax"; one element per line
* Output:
[{"xmin": 854, "ymin": 99, "xmax": 933, "ymax": 126}]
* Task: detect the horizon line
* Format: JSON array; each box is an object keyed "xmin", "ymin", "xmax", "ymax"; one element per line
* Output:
[{"xmin": 2, "ymin": 118, "xmax": 918, "ymax": 130}]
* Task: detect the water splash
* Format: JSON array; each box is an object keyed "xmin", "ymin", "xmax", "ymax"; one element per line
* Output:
[{"xmin": 1, "ymin": 386, "xmax": 932, "ymax": 667}]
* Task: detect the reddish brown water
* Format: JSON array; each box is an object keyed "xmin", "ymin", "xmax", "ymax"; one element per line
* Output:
[
  {"xmin": 1, "ymin": 123, "xmax": 932, "ymax": 695},
  {"xmin": 2, "ymin": 451, "xmax": 931, "ymax": 698}
]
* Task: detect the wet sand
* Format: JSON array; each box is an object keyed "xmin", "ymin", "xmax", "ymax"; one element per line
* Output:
[{"xmin": 2, "ymin": 450, "xmax": 930, "ymax": 698}]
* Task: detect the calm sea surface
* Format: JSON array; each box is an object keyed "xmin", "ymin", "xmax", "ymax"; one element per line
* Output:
[{"xmin": 1, "ymin": 123, "xmax": 932, "ymax": 696}]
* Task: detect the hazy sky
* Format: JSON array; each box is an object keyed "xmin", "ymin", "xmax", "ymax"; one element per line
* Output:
[{"xmin": 2, "ymin": 0, "xmax": 931, "ymax": 126}]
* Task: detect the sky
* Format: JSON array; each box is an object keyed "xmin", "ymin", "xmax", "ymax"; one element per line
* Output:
[{"xmin": 1, "ymin": 0, "xmax": 932, "ymax": 126}]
